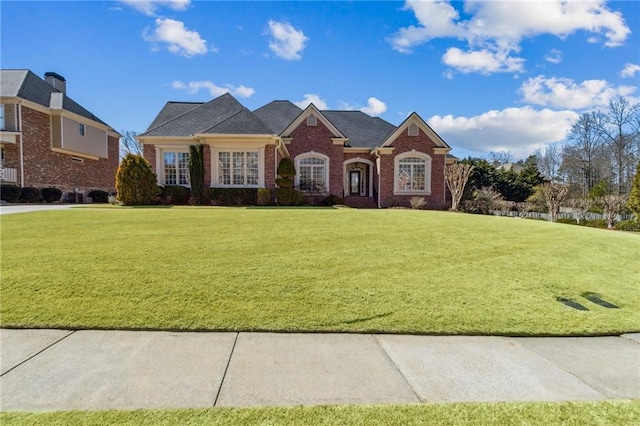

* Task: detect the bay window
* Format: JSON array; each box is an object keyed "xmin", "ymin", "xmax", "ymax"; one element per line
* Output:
[
  {"xmin": 218, "ymin": 150, "xmax": 259, "ymax": 187},
  {"xmin": 164, "ymin": 151, "xmax": 189, "ymax": 186}
]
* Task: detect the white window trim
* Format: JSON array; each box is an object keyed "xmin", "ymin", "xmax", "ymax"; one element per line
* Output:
[
  {"xmin": 295, "ymin": 151, "xmax": 330, "ymax": 194},
  {"xmin": 156, "ymin": 147, "xmax": 191, "ymax": 187},
  {"xmin": 212, "ymin": 147, "xmax": 265, "ymax": 188},
  {"xmin": 393, "ymin": 151, "xmax": 432, "ymax": 195}
]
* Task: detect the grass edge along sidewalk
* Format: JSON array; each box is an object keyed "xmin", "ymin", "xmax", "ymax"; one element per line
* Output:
[{"xmin": 1, "ymin": 400, "xmax": 640, "ymax": 426}]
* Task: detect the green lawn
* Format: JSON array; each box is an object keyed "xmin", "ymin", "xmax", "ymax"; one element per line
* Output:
[
  {"xmin": 2, "ymin": 401, "xmax": 639, "ymax": 425},
  {"xmin": 1, "ymin": 207, "xmax": 638, "ymax": 335}
]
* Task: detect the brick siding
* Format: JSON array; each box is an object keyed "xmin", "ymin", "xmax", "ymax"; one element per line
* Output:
[
  {"xmin": 20, "ymin": 106, "xmax": 118, "ymax": 193},
  {"xmin": 379, "ymin": 127, "xmax": 447, "ymax": 209},
  {"xmin": 287, "ymin": 121, "xmax": 344, "ymax": 197}
]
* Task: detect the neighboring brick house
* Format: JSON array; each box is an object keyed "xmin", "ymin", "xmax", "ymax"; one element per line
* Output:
[
  {"xmin": 0, "ymin": 70, "xmax": 120, "ymax": 198},
  {"xmin": 139, "ymin": 93, "xmax": 454, "ymax": 208}
]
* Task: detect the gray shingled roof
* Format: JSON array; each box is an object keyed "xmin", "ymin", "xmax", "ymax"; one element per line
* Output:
[
  {"xmin": 322, "ymin": 111, "xmax": 396, "ymax": 149},
  {"xmin": 0, "ymin": 69, "xmax": 111, "ymax": 128},
  {"xmin": 147, "ymin": 102, "xmax": 203, "ymax": 130},
  {"xmin": 142, "ymin": 93, "xmax": 274, "ymax": 137},
  {"xmin": 253, "ymin": 100, "xmax": 302, "ymax": 134}
]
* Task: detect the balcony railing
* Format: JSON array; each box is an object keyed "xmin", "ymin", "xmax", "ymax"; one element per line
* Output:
[{"xmin": 0, "ymin": 167, "xmax": 17, "ymax": 182}]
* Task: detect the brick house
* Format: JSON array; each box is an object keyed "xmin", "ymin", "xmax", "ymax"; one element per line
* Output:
[
  {"xmin": 0, "ymin": 70, "xmax": 120, "ymax": 198},
  {"xmin": 139, "ymin": 93, "xmax": 454, "ymax": 208}
]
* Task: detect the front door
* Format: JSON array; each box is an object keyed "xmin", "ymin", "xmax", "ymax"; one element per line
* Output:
[{"xmin": 349, "ymin": 170, "xmax": 361, "ymax": 196}]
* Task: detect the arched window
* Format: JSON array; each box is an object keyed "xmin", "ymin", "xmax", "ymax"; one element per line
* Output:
[
  {"xmin": 295, "ymin": 153, "xmax": 329, "ymax": 193},
  {"xmin": 394, "ymin": 152, "xmax": 431, "ymax": 194}
]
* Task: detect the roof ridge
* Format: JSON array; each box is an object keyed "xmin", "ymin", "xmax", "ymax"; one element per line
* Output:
[{"xmin": 143, "ymin": 95, "xmax": 231, "ymax": 134}]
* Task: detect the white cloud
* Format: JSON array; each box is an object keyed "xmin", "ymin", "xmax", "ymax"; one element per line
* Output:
[
  {"xmin": 172, "ymin": 80, "xmax": 255, "ymax": 98},
  {"xmin": 442, "ymin": 46, "xmax": 524, "ymax": 74},
  {"xmin": 429, "ymin": 107, "xmax": 579, "ymax": 158},
  {"xmin": 544, "ymin": 49, "xmax": 562, "ymax": 64},
  {"xmin": 294, "ymin": 94, "xmax": 328, "ymax": 110},
  {"xmin": 267, "ymin": 20, "xmax": 308, "ymax": 60},
  {"xmin": 621, "ymin": 63, "xmax": 640, "ymax": 78},
  {"xmin": 120, "ymin": 0, "xmax": 190, "ymax": 16},
  {"xmin": 143, "ymin": 18, "xmax": 207, "ymax": 57},
  {"xmin": 360, "ymin": 97, "xmax": 387, "ymax": 116},
  {"xmin": 390, "ymin": 0, "xmax": 630, "ymax": 74},
  {"xmin": 520, "ymin": 76, "xmax": 636, "ymax": 110}
]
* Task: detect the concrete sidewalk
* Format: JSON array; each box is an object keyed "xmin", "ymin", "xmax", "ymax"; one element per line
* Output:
[{"xmin": 0, "ymin": 329, "xmax": 638, "ymax": 411}]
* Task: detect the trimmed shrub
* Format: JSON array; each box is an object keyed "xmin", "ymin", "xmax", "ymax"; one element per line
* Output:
[
  {"xmin": 256, "ymin": 188, "xmax": 272, "ymax": 206},
  {"xmin": 1, "ymin": 184, "xmax": 22, "ymax": 202},
  {"xmin": 115, "ymin": 154, "xmax": 158, "ymax": 205},
  {"xmin": 556, "ymin": 217, "xmax": 577, "ymax": 225},
  {"xmin": 580, "ymin": 219, "xmax": 608, "ymax": 229},
  {"xmin": 88, "ymin": 190, "xmax": 109, "ymax": 203},
  {"xmin": 322, "ymin": 195, "xmax": 343, "ymax": 206},
  {"xmin": 275, "ymin": 188, "xmax": 304, "ymax": 206},
  {"xmin": 209, "ymin": 188, "xmax": 258, "ymax": 206},
  {"xmin": 189, "ymin": 144, "xmax": 205, "ymax": 205},
  {"xmin": 161, "ymin": 185, "xmax": 190, "ymax": 205},
  {"xmin": 409, "ymin": 196, "xmax": 427, "ymax": 209},
  {"xmin": 19, "ymin": 187, "xmax": 42, "ymax": 203},
  {"xmin": 276, "ymin": 158, "xmax": 295, "ymax": 189},
  {"xmin": 42, "ymin": 187, "xmax": 62, "ymax": 203},
  {"xmin": 615, "ymin": 220, "xmax": 640, "ymax": 232}
]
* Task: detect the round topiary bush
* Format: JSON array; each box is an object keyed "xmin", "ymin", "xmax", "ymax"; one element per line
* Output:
[
  {"xmin": 1, "ymin": 184, "xmax": 22, "ymax": 202},
  {"xmin": 115, "ymin": 154, "xmax": 159, "ymax": 205},
  {"xmin": 88, "ymin": 190, "xmax": 109, "ymax": 203},
  {"xmin": 42, "ymin": 187, "xmax": 62, "ymax": 203},
  {"xmin": 19, "ymin": 187, "xmax": 42, "ymax": 203}
]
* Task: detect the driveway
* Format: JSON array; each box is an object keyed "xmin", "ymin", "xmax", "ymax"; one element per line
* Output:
[{"xmin": 0, "ymin": 204, "xmax": 77, "ymax": 215}]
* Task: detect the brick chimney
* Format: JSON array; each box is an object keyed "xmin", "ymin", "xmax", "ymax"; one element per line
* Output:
[{"xmin": 44, "ymin": 72, "xmax": 66, "ymax": 94}]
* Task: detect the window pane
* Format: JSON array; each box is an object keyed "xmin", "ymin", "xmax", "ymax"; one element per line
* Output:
[
  {"xmin": 219, "ymin": 152, "xmax": 230, "ymax": 185},
  {"xmin": 246, "ymin": 152, "xmax": 259, "ymax": 185},
  {"xmin": 398, "ymin": 164, "xmax": 411, "ymax": 191},
  {"xmin": 412, "ymin": 164, "xmax": 425, "ymax": 190},
  {"xmin": 299, "ymin": 165, "xmax": 312, "ymax": 191},
  {"xmin": 232, "ymin": 152, "xmax": 245, "ymax": 185},
  {"xmin": 164, "ymin": 152, "xmax": 176, "ymax": 185},
  {"xmin": 178, "ymin": 152, "xmax": 190, "ymax": 186}
]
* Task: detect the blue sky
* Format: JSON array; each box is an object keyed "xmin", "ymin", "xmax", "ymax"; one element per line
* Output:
[{"xmin": 2, "ymin": 0, "xmax": 639, "ymax": 159}]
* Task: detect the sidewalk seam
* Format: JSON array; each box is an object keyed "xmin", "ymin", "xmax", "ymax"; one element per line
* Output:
[
  {"xmin": 0, "ymin": 330, "xmax": 76, "ymax": 377},
  {"xmin": 509, "ymin": 337, "xmax": 609, "ymax": 399},
  {"xmin": 213, "ymin": 332, "xmax": 239, "ymax": 406},
  {"xmin": 372, "ymin": 334, "xmax": 423, "ymax": 403}
]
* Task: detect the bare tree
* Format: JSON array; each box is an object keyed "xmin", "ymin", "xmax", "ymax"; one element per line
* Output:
[
  {"xmin": 445, "ymin": 163, "xmax": 474, "ymax": 211},
  {"xmin": 540, "ymin": 183, "xmax": 569, "ymax": 222},
  {"xmin": 119, "ymin": 130, "xmax": 142, "ymax": 160},
  {"xmin": 535, "ymin": 144, "xmax": 563, "ymax": 182},
  {"xmin": 496, "ymin": 200, "xmax": 515, "ymax": 216},
  {"xmin": 595, "ymin": 97, "xmax": 640, "ymax": 195},
  {"xmin": 515, "ymin": 202, "xmax": 532, "ymax": 218},
  {"xmin": 598, "ymin": 195, "xmax": 628, "ymax": 229},
  {"xmin": 561, "ymin": 112, "xmax": 606, "ymax": 195},
  {"xmin": 567, "ymin": 198, "xmax": 592, "ymax": 224},
  {"xmin": 488, "ymin": 150, "xmax": 513, "ymax": 167}
]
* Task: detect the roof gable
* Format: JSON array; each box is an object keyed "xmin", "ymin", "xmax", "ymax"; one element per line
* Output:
[
  {"xmin": 380, "ymin": 112, "xmax": 450, "ymax": 149},
  {"xmin": 280, "ymin": 104, "xmax": 346, "ymax": 139}
]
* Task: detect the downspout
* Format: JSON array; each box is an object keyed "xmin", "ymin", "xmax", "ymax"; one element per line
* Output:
[
  {"xmin": 18, "ymin": 101, "xmax": 24, "ymax": 187},
  {"xmin": 275, "ymin": 137, "xmax": 281, "ymax": 186},
  {"xmin": 373, "ymin": 148, "xmax": 381, "ymax": 208}
]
